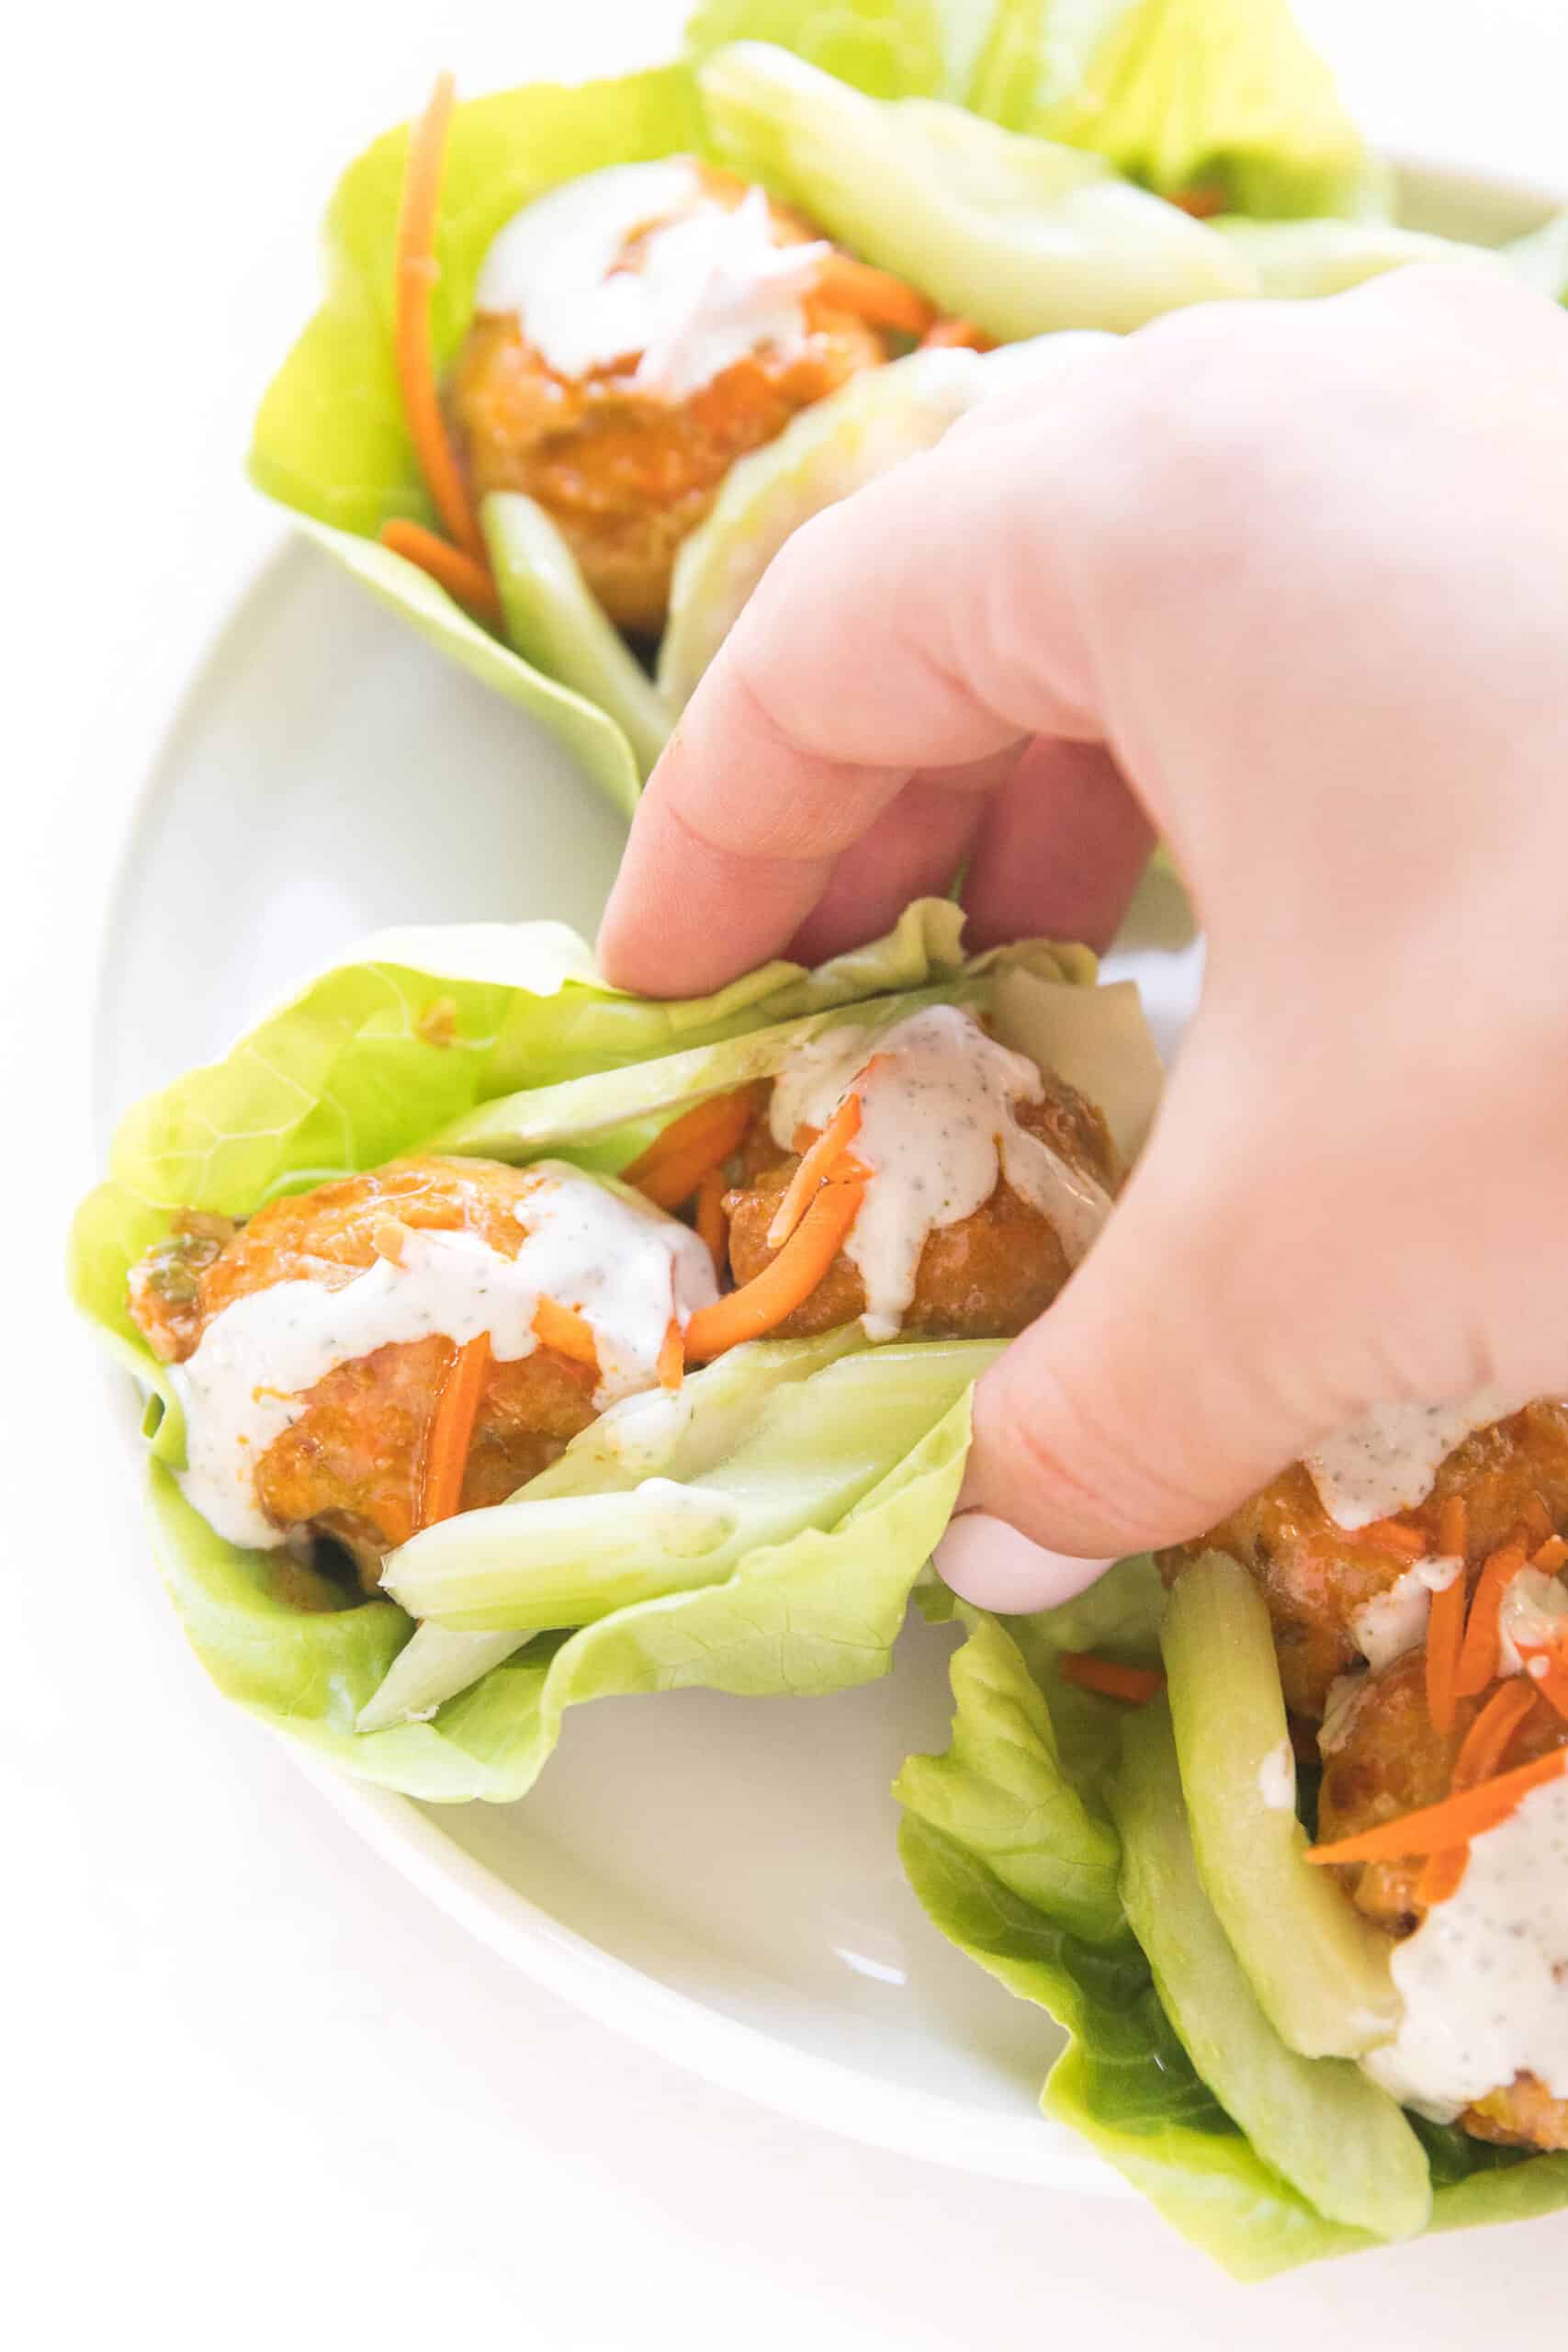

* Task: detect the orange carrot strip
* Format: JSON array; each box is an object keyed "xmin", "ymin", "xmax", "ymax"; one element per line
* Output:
[
  {"xmin": 420, "ymin": 1332, "xmax": 491, "ymax": 1527},
  {"xmin": 532, "ymin": 1298, "xmax": 599, "ymax": 1370},
  {"xmin": 622, "ymin": 1091, "xmax": 754, "ymax": 1209},
  {"xmin": 657, "ymin": 1318, "xmax": 684, "ymax": 1392},
  {"xmin": 1349, "ymin": 1518, "xmax": 1427, "ymax": 1561},
  {"xmin": 379, "ymin": 519, "xmax": 502, "ymax": 621},
  {"xmin": 919, "ymin": 317, "xmax": 994, "ymax": 352},
  {"xmin": 694, "ymin": 1170, "xmax": 728, "ymax": 1282},
  {"xmin": 1454, "ymin": 1543, "xmax": 1529, "ymax": 1700},
  {"xmin": 1416, "ymin": 1679, "xmax": 1540, "ymax": 1906},
  {"xmin": 1531, "ymin": 1534, "xmax": 1568, "ymax": 1574},
  {"xmin": 1171, "ymin": 184, "xmax": 1228, "ymax": 220},
  {"xmin": 1057, "ymin": 1653, "xmax": 1166, "ymax": 1706},
  {"xmin": 1521, "ymin": 1493, "xmax": 1553, "ymax": 1548},
  {"xmin": 393, "ymin": 72, "xmax": 488, "ymax": 563},
  {"xmin": 816, "ymin": 253, "xmax": 936, "ymax": 337},
  {"xmin": 1532, "ymin": 1661, "xmax": 1568, "ymax": 1721},
  {"xmin": 684, "ymin": 1178, "xmax": 864, "ymax": 1362},
  {"xmin": 1305, "ymin": 1746, "xmax": 1568, "ymax": 1866},
  {"xmin": 1425, "ymin": 1564, "xmax": 1469, "ymax": 1736},
  {"xmin": 767, "ymin": 1092, "xmax": 864, "ymax": 1249},
  {"xmin": 1438, "ymin": 1495, "xmax": 1469, "ymax": 1561}
]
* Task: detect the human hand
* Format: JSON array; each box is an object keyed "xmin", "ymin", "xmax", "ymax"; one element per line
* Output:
[{"xmin": 599, "ymin": 269, "xmax": 1568, "ymax": 1608}]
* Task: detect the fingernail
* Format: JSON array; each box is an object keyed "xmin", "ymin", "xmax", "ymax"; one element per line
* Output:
[{"xmin": 932, "ymin": 1512, "xmax": 1116, "ymax": 1613}]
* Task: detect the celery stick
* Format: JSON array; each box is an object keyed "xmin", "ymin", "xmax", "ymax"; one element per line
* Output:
[
  {"xmin": 481, "ymin": 492, "xmax": 671, "ymax": 780},
  {"xmin": 1112, "ymin": 1702, "xmax": 1431, "ymax": 2243},
  {"xmin": 1162, "ymin": 1551, "xmax": 1401, "ymax": 2056}
]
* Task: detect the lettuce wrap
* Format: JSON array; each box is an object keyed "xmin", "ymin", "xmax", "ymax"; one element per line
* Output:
[
  {"xmin": 254, "ymin": 0, "xmax": 1515, "ymax": 803},
  {"xmin": 72, "ymin": 902, "xmax": 1158, "ymax": 1804},
  {"xmin": 896, "ymin": 1570, "xmax": 1568, "ymax": 2275}
]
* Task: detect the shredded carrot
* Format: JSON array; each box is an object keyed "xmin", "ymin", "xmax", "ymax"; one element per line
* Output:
[
  {"xmin": 1057, "ymin": 1653, "xmax": 1166, "ymax": 1706},
  {"xmin": 392, "ymin": 72, "xmax": 489, "ymax": 565},
  {"xmin": 1454, "ymin": 1542, "xmax": 1529, "ymax": 1700},
  {"xmin": 1531, "ymin": 1661, "xmax": 1568, "ymax": 1721},
  {"xmin": 1172, "ymin": 184, "xmax": 1227, "ymax": 220},
  {"xmin": 1438, "ymin": 1495, "xmax": 1469, "ymax": 1561},
  {"xmin": 1349, "ymin": 1518, "xmax": 1427, "ymax": 1560},
  {"xmin": 694, "ymin": 1169, "xmax": 728, "ymax": 1282},
  {"xmin": 657, "ymin": 1318, "xmax": 684, "ymax": 1391},
  {"xmin": 919, "ymin": 317, "xmax": 994, "ymax": 352},
  {"xmin": 1521, "ymin": 1492, "xmax": 1554, "ymax": 1548},
  {"xmin": 1416, "ymin": 1679, "xmax": 1540, "ymax": 1906},
  {"xmin": 1305, "ymin": 1746, "xmax": 1568, "ymax": 1867},
  {"xmin": 1425, "ymin": 1563, "xmax": 1469, "ymax": 1736},
  {"xmin": 379, "ymin": 519, "xmax": 502, "ymax": 621},
  {"xmin": 532, "ymin": 1298, "xmax": 599, "ymax": 1370},
  {"xmin": 767, "ymin": 1092, "xmax": 865, "ymax": 1249},
  {"xmin": 623, "ymin": 1091, "xmax": 754, "ymax": 1210},
  {"xmin": 1531, "ymin": 1533, "xmax": 1568, "ymax": 1575},
  {"xmin": 683, "ymin": 1178, "xmax": 863, "ymax": 1361},
  {"xmin": 1517, "ymin": 1631, "xmax": 1568, "ymax": 1722},
  {"xmin": 420, "ymin": 1332, "xmax": 491, "ymax": 1527},
  {"xmin": 816, "ymin": 253, "xmax": 936, "ymax": 338}
]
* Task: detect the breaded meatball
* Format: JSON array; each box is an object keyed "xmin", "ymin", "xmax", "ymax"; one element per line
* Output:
[
  {"xmin": 1314, "ymin": 1649, "xmax": 1568, "ymax": 2151},
  {"xmin": 449, "ymin": 166, "xmax": 886, "ymax": 636},
  {"xmin": 723, "ymin": 1072, "xmax": 1118, "ymax": 1342},
  {"xmin": 129, "ymin": 1158, "xmax": 599, "ymax": 1581},
  {"xmin": 1160, "ymin": 1403, "xmax": 1568, "ymax": 1719}
]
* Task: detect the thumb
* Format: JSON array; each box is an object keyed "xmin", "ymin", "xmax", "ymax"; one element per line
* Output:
[{"xmin": 933, "ymin": 1017, "xmax": 1379, "ymax": 1611}]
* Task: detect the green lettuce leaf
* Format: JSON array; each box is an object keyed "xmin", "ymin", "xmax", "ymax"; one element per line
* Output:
[
  {"xmin": 250, "ymin": 62, "xmax": 706, "ymax": 811},
  {"xmin": 139, "ymin": 1342, "xmax": 977, "ymax": 1803},
  {"xmin": 975, "ymin": 0, "xmax": 1369, "ymax": 220},
  {"xmin": 897, "ymin": 1568, "xmax": 1568, "ymax": 2273},
  {"xmin": 73, "ymin": 903, "xmax": 1115, "ymax": 1802},
  {"xmin": 701, "ymin": 42, "xmax": 1255, "ymax": 335},
  {"xmin": 685, "ymin": 0, "xmax": 953, "ymax": 96}
]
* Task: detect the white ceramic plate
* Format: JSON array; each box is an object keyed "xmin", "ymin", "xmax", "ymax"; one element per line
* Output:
[{"xmin": 93, "ymin": 158, "xmax": 1555, "ymax": 2191}]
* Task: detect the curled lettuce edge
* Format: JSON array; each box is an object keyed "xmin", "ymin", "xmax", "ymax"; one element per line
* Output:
[
  {"xmin": 896, "ymin": 1566, "xmax": 1568, "ymax": 2274},
  {"xmin": 73, "ymin": 901, "xmax": 1156, "ymax": 1802}
]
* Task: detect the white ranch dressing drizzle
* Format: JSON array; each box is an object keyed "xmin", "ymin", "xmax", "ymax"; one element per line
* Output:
[
  {"xmin": 1361, "ymin": 1769, "xmax": 1568, "ymax": 2120},
  {"xmin": 475, "ymin": 162, "xmax": 830, "ymax": 401},
  {"xmin": 170, "ymin": 1164, "xmax": 716, "ymax": 1551},
  {"xmin": 767, "ymin": 1004, "xmax": 1112, "ymax": 1341},
  {"xmin": 1499, "ymin": 1566, "xmax": 1568, "ymax": 1678},
  {"xmin": 1348, "ymin": 1553, "xmax": 1463, "ymax": 1672},
  {"xmin": 1304, "ymin": 1386, "xmax": 1522, "ymax": 1530},
  {"xmin": 1257, "ymin": 1739, "xmax": 1297, "ymax": 1812}
]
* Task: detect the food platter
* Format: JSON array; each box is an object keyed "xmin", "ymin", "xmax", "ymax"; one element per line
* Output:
[{"xmin": 92, "ymin": 154, "xmax": 1557, "ymax": 2191}]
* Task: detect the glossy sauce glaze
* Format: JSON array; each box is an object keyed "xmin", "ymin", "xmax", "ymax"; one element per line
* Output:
[
  {"xmin": 476, "ymin": 161, "xmax": 829, "ymax": 401},
  {"xmin": 1363, "ymin": 1770, "xmax": 1568, "ymax": 2120},
  {"xmin": 767, "ymin": 1004, "xmax": 1113, "ymax": 1340},
  {"xmin": 171, "ymin": 1164, "xmax": 715, "ymax": 1549}
]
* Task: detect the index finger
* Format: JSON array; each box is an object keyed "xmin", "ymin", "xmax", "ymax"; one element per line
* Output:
[{"xmin": 595, "ymin": 399, "xmax": 1107, "ymax": 995}]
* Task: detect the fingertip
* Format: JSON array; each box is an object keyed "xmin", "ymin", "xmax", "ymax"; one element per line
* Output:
[{"xmin": 932, "ymin": 1510, "xmax": 1116, "ymax": 1613}]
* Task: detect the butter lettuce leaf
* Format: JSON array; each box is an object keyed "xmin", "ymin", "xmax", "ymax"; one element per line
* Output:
[
  {"xmin": 976, "ymin": 0, "xmax": 1369, "ymax": 220},
  {"xmin": 73, "ymin": 904, "xmax": 1102, "ymax": 1803},
  {"xmin": 897, "ymin": 1563, "xmax": 1568, "ymax": 2271},
  {"xmin": 250, "ymin": 62, "xmax": 705, "ymax": 811}
]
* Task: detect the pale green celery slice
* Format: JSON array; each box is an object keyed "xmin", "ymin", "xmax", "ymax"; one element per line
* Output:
[
  {"xmin": 1213, "ymin": 216, "xmax": 1509, "ymax": 300},
  {"xmin": 357, "ymin": 1329, "xmax": 862, "ymax": 1729},
  {"xmin": 1112, "ymin": 1702, "xmax": 1431, "ymax": 2243},
  {"xmin": 1162, "ymin": 1551, "xmax": 1401, "ymax": 2056},
  {"xmin": 382, "ymin": 1340, "xmax": 998, "ymax": 1632},
  {"xmin": 481, "ymin": 492, "xmax": 672, "ymax": 780},
  {"xmin": 1503, "ymin": 208, "xmax": 1568, "ymax": 302},
  {"xmin": 659, "ymin": 346, "xmax": 985, "ymax": 709},
  {"xmin": 698, "ymin": 43, "xmax": 1256, "ymax": 339}
]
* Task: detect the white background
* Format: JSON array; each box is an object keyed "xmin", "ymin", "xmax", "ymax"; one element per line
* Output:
[{"xmin": 9, "ymin": 4, "xmax": 1568, "ymax": 2344}]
